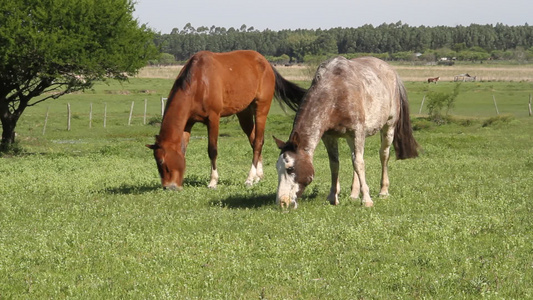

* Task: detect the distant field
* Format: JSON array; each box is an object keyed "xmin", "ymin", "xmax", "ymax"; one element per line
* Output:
[{"xmin": 137, "ymin": 62, "xmax": 533, "ymax": 82}]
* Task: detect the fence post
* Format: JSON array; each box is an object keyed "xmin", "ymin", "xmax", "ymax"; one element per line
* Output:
[
  {"xmin": 144, "ymin": 98, "xmax": 147, "ymax": 125},
  {"xmin": 104, "ymin": 103, "xmax": 107, "ymax": 128},
  {"xmin": 161, "ymin": 97, "xmax": 167, "ymax": 116},
  {"xmin": 89, "ymin": 103, "xmax": 93, "ymax": 128},
  {"xmin": 128, "ymin": 101, "xmax": 134, "ymax": 125},
  {"xmin": 67, "ymin": 103, "xmax": 71, "ymax": 131},
  {"xmin": 419, "ymin": 95, "xmax": 426, "ymax": 114},
  {"xmin": 529, "ymin": 93, "xmax": 533, "ymax": 117},
  {"xmin": 492, "ymin": 95, "xmax": 499, "ymax": 115},
  {"xmin": 42, "ymin": 106, "xmax": 49, "ymax": 135}
]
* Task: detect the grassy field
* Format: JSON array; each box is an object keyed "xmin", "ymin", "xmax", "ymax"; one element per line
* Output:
[{"xmin": 1, "ymin": 68, "xmax": 533, "ymax": 298}]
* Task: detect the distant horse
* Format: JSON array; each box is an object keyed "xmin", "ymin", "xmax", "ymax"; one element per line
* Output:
[
  {"xmin": 427, "ymin": 77, "xmax": 440, "ymax": 83},
  {"xmin": 274, "ymin": 56, "xmax": 419, "ymax": 208},
  {"xmin": 147, "ymin": 50, "xmax": 306, "ymax": 190}
]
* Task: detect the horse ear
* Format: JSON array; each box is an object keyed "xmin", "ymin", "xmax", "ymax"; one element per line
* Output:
[
  {"xmin": 290, "ymin": 132, "xmax": 300, "ymax": 148},
  {"xmin": 273, "ymin": 136, "xmax": 286, "ymax": 150},
  {"xmin": 146, "ymin": 135, "xmax": 161, "ymax": 149}
]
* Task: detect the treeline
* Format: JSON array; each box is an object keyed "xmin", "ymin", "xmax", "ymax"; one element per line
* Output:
[{"xmin": 152, "ymin": 22, "xmax": 533, "ymax": 64}]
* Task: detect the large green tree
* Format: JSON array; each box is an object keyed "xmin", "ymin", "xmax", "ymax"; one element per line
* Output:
[{"xmin": 0, "ymin": 0, "xmax": 158, "ymax": 150}]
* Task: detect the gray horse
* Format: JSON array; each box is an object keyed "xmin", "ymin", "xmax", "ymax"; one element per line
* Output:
[{"xmin": 274, "ymin": 56, "xmax": 419, "ymax": 208}]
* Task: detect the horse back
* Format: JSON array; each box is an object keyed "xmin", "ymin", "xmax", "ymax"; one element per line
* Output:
[
  {"xmin": 169, "ymin": 50, "xmax": 275, "ymax": 118},
  {"xmin": 190, "ymin": 50, "xmax": 273, "ymax": 90},
  {"xmin": 310, "ymin": 56, "xmax": 400, "ymax": 135}
]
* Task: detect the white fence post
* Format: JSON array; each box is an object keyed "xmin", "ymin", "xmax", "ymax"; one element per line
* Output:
[
  {"xmin": 419, "ymin": 95, "xmax": 426, "ymax": 114},
  {"xmin": 104, "ymin": 103, "xmax": 107, "ymax": 128},
  {"xmin": 128, "ymin": 101, "xmax": 135, "ymax": 125},
  {"xmin": 144, "ymin": 98, "xmax": 148, "ymax": 125},
  {"xmin": 529, "ymin": 94, "xmax": 533, "ymax": 117},
  {"xmin": 161, "ymin": 97, "xmax": 167, "ymax": 116},
  {"xmin": 492, "ymin": 95, "xmax": 499, "ymax": 115},
  {"xmin": 42, "ymin": 106, "xmax": 49, "ymax": 135},
  {"xmin": 67, "ymin": 103, "xmax": 71, "ymax": 131},
  {"xmin": 89, "ymin": 103, "xmax": 93, "ymax": 128}
]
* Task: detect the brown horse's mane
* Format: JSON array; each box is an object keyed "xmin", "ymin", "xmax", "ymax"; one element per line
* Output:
[
  {"xmin": 173, "ymin": 56, "xmax": 196, "ymax": 91},
  {"xmin": 162, "ymin": 57, "xmax": 196, "ymax": 117}
]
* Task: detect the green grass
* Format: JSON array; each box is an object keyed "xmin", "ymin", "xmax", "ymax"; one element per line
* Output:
[
  {"xmin": 406, "ymin": 81, "xmax": 533, "ymax": 118},
  {"xmin": 1, "ymin": 79, "xmax": 533, "ymax": 299}
]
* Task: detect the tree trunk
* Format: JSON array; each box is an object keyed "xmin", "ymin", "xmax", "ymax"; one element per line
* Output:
[{"xmin": 0, "ymin": 105, "xmax": 22, "ymax": 152}]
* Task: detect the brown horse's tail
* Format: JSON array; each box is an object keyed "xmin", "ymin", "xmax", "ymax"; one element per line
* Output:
[
  {"xmin": 393, "ymin": 78, "xmax": 419, "ymax": 159},
  {"xmin": 271, "ymin": 65, "xmax": 307, "ymax": 112}
]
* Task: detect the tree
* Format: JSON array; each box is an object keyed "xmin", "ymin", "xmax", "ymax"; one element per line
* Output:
[
  {"xmin": 0, "ymin": 0, "xmax": 158, "ymax": 151},
  {"xmin": 158, "ymin": 53, "xmax": 177, "ymax": 65}
]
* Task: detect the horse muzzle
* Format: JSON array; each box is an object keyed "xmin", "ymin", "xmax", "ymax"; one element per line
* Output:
[
  {"xmin": 278, "ymin": 195, "xmax": 298, "ymax": 209},
  {"xmin": 163, "ymin": 183, "xmax": 183, "ymax": 191}
]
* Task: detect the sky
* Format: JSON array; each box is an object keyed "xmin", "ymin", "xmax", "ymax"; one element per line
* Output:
[{"xmin": 133, "ymin": 0, "xmax": 532, "ymax": 34}]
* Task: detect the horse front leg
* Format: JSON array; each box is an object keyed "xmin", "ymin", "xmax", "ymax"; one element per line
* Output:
[
  {"xmin": 181, "ymin": 122, "xmax": 194, "ymax": 155},
  {"xmin": 207, "ymin": 114, "xmax": 220, "ymax": 189},
  {"xmin": 333, "ymin": 136, "xmax": 363, "ymax": 202},
  {"xmin": 347, "ymin": 134, "xmax": 373, "ymax": 207},
  {"xmin": 323, "ymin": 135, "xmax": 340, "ymax": 205}
]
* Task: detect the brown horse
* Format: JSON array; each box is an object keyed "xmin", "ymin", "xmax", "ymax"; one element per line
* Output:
[
  {"xmin": 274, "ymin": 56, "xmax": 419, "ymax": 208},
  {"xmin": 427, "ymin": 77, "xmax": 440, "ymax": 83},
  {"xmin": 146, "ymin": 50, "xmax": 306, "ymax": 190}
]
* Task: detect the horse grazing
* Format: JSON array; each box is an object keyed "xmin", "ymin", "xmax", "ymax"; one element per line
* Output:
[
  {"xmin": 274, "ymin": 56, "xmax": 419, "ymax": 208},
  {"xmin": 147, "ymin": 50, "xmax": 306, "ymax": 190},
  {"xmin": 427, "ymin": 77, "xmax": 440, "ymax": 83}
]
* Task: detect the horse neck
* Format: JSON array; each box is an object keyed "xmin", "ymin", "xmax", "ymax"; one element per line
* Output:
[
  {"xmin": 159, "ymin": 91, "xmax": 191, "ymax": 148},
  {"xmin": 291, "ymin": 99, "xmax": 329, "ymax": 157}
]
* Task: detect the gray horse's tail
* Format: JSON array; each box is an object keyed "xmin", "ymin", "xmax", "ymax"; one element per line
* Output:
[{"xmin": 393, "ymin": 78, "xmax": 419, "ymax": 159}]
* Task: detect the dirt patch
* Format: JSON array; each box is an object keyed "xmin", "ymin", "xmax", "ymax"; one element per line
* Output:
[{"xmin": 136, "ymin": 63, "xmax": 533, "ymax": 82}]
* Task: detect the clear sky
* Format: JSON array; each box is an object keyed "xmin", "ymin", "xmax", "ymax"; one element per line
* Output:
[{"xmin": 133, "ymin": 0, "xmax": 532, "ymax": 34}]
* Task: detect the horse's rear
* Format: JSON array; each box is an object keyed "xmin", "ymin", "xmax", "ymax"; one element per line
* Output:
[{"xmin": 339, "ymin": 57, "xmax": 418, "ymax": 159}]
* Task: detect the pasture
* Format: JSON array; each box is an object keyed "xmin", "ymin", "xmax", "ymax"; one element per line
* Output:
[{"xmin": 1, "ymin": 67, "xmax": 532, "ymax": 298}]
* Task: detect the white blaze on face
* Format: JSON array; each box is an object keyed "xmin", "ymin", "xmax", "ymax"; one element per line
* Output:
[{"xmin": 276, "ymin": 152, "xmax": 299, "ymax": 208}]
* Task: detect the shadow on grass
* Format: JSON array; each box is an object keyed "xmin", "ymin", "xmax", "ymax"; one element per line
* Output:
[
  {"xmin": 104, "ymin": 175, "xmax": 208, "ymax": 195},
  {"xmin": 105, "ymin": 183, "xmax": 160, "ymax": 195},
  {"xmin": 210, "ymin": 187, "xmax": 321, "ymax": 209},
  {"xmin": 210, "ymin": 192, "xmax": 276, "ymax": 209}
]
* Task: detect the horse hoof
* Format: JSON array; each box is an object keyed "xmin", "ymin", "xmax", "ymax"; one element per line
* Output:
[
  {"xmin": 245, "ymin": 177, "xmax": 261, "ymax": 187},
  {"xmin": 379, "ymin": 193, "xmax": 389, "ymax": 198},
  {"xmin": 362, "ymin": 200, "xmax": 374, "ymax": 207}
]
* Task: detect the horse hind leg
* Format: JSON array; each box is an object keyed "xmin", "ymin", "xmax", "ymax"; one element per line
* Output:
[
  {"xmin": 248, "ymin": 102, "xmax": 270, "ymax": 185},
  {"xmin": 379, "ymin": 126, "xmax": 395, "ymax": 198},
  {"xmin": 323, "ymin": 135, "xmax": 340, "ymax": 205}
]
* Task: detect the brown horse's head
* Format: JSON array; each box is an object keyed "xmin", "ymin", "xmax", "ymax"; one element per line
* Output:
[
  {"xmin": 273, "ymin": 135, "xmax": 315, "ymax": 209},
  {"xmin": 146, "ymin": 136, "xmax": 185, "ymax": 190}
]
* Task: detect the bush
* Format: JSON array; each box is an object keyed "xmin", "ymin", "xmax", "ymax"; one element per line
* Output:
[
  {"xmin": 148, "ymin": 116, "xmax": 163, "ymax": 126},
  {"xmin": 426, "ymin": 84, "xmax": 461, "ymax": 123},
  {"xmin": 411, "ymin": 118, "xmax": 434, "ymax": 131},
  {"xmin": 482, "ymin": 114, "xmax": 516, "ymax": 127}
]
